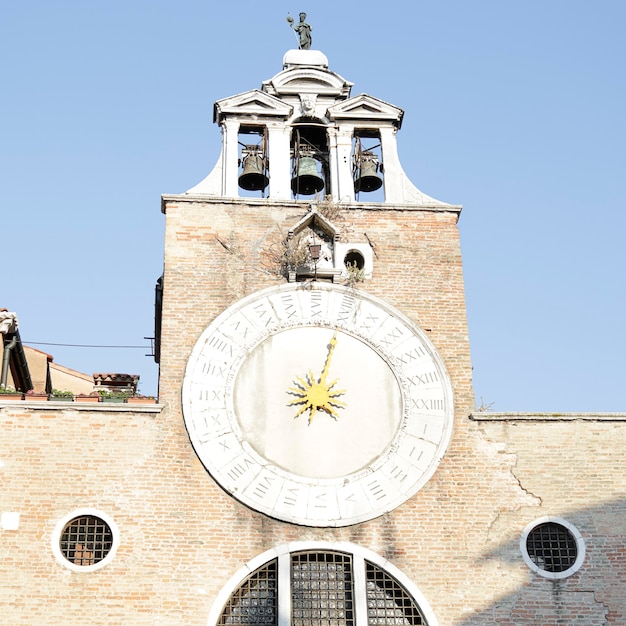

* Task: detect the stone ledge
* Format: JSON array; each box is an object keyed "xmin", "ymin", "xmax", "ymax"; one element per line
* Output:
[
  {"xmin": 470, "ymin": 412, "xmax": 626, "ymax": 422},
  {"xmin": 0, "ymin": 401, "xmax": 163, "ymax": 413},
  {"xmin": 160, "ymin": 193, "xmax": 462, "ymax": 214}
]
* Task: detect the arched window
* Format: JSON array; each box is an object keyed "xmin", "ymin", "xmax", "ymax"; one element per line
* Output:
[{"xmin": 210, "ymin": 542, "xmax": 438, "ymax": 626}]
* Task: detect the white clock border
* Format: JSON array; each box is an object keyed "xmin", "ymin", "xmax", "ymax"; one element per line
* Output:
[{"xmin": 182, "ymin": 282, "xmax": 454, "ymax": 526}]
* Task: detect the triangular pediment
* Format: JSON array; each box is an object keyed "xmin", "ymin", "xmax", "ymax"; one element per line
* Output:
[
  {"xmin": 288, "ymin": 207, "xmax": 339, "ymax": 241},
  {"xmin": 214, "ymin": 90, "xmax": 293, "ymax": 122},
  {"xmin": 327, "ymin": 94, "xmax": 404, "ymax": 126}
]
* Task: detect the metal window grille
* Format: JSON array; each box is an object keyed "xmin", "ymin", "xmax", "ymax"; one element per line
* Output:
[
  {"xmin": 365, "ymin": 561, "xmax": 425, "ymax": 626},
  {"xmin": 291, "ymin": 551, "xmax": 355, "ymax": 626},
  {"xmin": 60, "ymin": 515, "xmax": 113, "ymax": 566},
  {"xmin": 218, "ymin": 559, "xmax": 278, "ymax": 626},
  {"xmin": 526, "ymin": 522, "xmax": 578, "ymax": 573}
]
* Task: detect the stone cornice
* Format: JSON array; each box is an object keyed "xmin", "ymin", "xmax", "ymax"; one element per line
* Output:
[
  {"xmin": 160, "ymin": 193, "xmax": 462, "ymax": 215},
  {"xmin": 470, "ymin": 412, "xmax": 626, "ymax": 422},
  {"xmin": 0, "ymin": 401, "xmax": 163, "ymax": 413}
]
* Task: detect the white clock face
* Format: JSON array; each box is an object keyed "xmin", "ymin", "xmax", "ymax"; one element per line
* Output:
[{"xmin": 182, "ymin": 283, "xmax": 454, "ymax": 527}]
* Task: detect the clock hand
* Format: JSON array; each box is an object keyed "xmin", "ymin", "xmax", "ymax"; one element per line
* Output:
[
  {"xmin": 287, "ymin": 328, "xmax": 346, "ymax": 424},
  {"xmin": 318, "ymin": 329, "xmax": 338, "ymax": 386}
]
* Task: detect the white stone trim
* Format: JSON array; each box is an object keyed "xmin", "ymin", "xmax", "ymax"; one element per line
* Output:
[
  {"xmin": 326, "ymin": 94, "xmax": 404, "ymax": 125},
  {"xmin": 334, "ymin": 242, "xmax": 374, "ymax": 278},
  {"xmin": 207, "ymin": 541, "xmax": 440, "ymax": 626},
  {"xmin": 520, "ymin": 516, "xmax": 586, "ymax": 579},
  {"xmin": 472, "ymin": 412, "xmax": 626, "ymax": 421},
  {"xmin": 0, "ymin": 311, "xmax": 18, "ymax": 334},
  {"xmin": 51, "ymin": 508, "xmax": 120, "ymax": 573}
]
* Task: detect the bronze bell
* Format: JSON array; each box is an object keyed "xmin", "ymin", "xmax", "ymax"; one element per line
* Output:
[
  {"xmin": 291, "ymin": 156, "xmax": 325, "ymax": 195},
  {"xmin": 354, "ymin": 158, "xmax": 383, "ymax": 193},
  {"xmin": 238, "ymin": 154, "xmax": 269, "ymax": 191}
]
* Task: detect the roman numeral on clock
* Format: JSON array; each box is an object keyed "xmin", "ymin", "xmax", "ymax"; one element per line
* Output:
[
  {"xmin": 396, "ymin": 345, "xmax": 427, "ymax": 365},
  {"xmin": 310, "ymin": 291, "xmax": 323, "ymax": 317},
  {"xmin": 228, "ymin": 319, "xmax": 251, "ymax": 339},
  {"xmin": 407, "ymin": 371, "xmax": 439, "ymax": 386},
  {"xmin": 207, "ymin": 335, "xmax": 234, "ymax": 356},
  {"xmin": 226, "ymin": 457, "xmax": 255, "ymax": 482},
  {"xmin": 199, "ymin": 388, "xmax": 224, "ymax": 403},
  {"xmin": 283, "ymin": 488, "xmax": 300, "ymax": 506},
  {"xmin": 411, "ymin": 397, "xmax": 444, "ymax": 411},
  {"xmin": 280, "ymin": 294, "xmax": 299, "ymax": 319},
  {"xmin": 251, "ymin": 475, "xmax": 275, "ymax": 500},
  {"xmin": 367, "ymin": 479, "xmax": 387, "ymax": 501},
  {"xmin": 337, "ymin": 294, "xmax": 357, "ymax": 323},
  {"xmin": 201, "ymin": 360, "xmax": 226, "ymax": 378},
  {"xmin": 252, "ymin": 302, "xmax": 275, "ymax": 327},
  {"xmin": 379, "ymin": 326, "xmax": 404, "ymax": 347}
]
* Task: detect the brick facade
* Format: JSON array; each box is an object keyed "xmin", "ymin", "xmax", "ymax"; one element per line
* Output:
[
  {"xmin": 2, "ymin": 195, "xmax": 624, "ymax": 625},
  {"xmin": 2, "ymin": 50, "xmax": 624, "ymax": 626}
]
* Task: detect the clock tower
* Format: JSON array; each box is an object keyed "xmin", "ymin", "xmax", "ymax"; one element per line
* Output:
[
  {"xmin": 159, "ymin": 45, "xmax": 473, "ymax": 624},
  {"xmin": 3, "ymin": 21, "xmax": 624, "ymax": 626}
]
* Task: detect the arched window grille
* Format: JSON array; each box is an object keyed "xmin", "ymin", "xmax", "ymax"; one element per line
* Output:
[
  {"xmin": 214, "ymin": 545, "xmax": 435, "ymax": 626},
  {"xmin": 217, "ymin": 559, "xmax": 278, "ymax": 626}
]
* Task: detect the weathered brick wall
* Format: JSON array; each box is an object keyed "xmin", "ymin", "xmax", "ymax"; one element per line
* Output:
[
  {"xmin": 2, "ymin": 196, "xmax": 624, "ymax": 625},
  {"xmin": 3, "ymin": 408, "xmax": 624, "ymax": 625},
  {"xmin": 159, "ymin": 197, "xmax": 474, "ymax": 415},
  {"xmin": 464, "ymin": 414, "xmax": 626, "ymax": 625}
]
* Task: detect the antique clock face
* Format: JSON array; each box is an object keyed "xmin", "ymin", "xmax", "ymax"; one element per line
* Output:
[{"xmin": 182, "ymin": 283, "xmax": 454, "ymax": 526}]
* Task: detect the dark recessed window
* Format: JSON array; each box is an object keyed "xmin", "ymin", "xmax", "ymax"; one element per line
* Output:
[
  {"xmin": 344, "ymin": 250, "xmax": 365, "ymax": 270},
  {"xmin": 60, "ymin": 515, "xmax": 114, "ymax": 567},
  {"xmin": 526, "ymin": 521, "xmax": 577, "ymax": 572},
  {"xmin": 521, "ymin": 518, "xmax": 586, "ymax": 579}
]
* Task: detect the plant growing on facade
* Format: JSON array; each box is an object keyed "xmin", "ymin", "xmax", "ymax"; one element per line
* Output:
[
  {"xmin": 261, "ymin": 201, "xmax": 344, "ymax": 279},
  {"xmin": 262, "ymin": 227, "xmax": 310, "ymax": 278},
  {"xmin": 343, "ymin": 261, "xmax": 366, "ymax": 286},
  {"xmin": 475, "ymin": 397, "xmax": 495, "ymax": 412},
  {"xmin": 97, "ymin": 389, "xmax": 132, "ymax": 399},
  {"xmin": 314, "ymin": 196, "xmax": 343, "ymax": 223},
  {"xmin": 0, "ymin": 385, "xmax": 21, "ymax": 394},
  {"xmin": 51, "ymin": 389, "xmax": 74, "ymax": 398}
]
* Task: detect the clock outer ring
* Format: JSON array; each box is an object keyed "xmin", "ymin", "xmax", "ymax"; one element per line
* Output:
[{"xmin": 182, "ymin": 282, "xmax": 454, "ymax": 527}]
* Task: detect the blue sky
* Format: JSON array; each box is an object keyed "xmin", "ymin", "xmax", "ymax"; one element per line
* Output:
[{"xmin": 1, "ymin": 2, "xmax": 624, "ymax": 410}]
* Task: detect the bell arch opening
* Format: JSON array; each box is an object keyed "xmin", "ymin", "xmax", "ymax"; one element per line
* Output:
[
  {"xmin": 238, "ymin": 125, "xmax": 269, "ymax": 197},
  {"xmin": 352, "ymin": 130, "xmax": 384, "ymax": 202},
  {"xmin": 291, "ymin": 119, "xmax": 329, "ymax": 198},
  {"xmin": 209, "ymin": 542, "xmax": 438, "ymax": 626}
]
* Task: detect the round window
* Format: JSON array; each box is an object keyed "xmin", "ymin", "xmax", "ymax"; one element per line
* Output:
[
  {"xmin": 52, "ymin": 509, "xmax": 119, "ymax": 572},
  {"xmin": 344, "ymin": 250, "xmax": 365, "ymax": 270},
  {"xmin": 520, "ymin": 517, "xmax": 585, "ymax": 579}
]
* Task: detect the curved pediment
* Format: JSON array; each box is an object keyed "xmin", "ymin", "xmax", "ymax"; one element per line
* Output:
[
  {"xmin": 327, "ymin": 93, "xmax": 404, "ymax": 127},
  {"xmin": 263, "ymin": 67, "xmax": 353, "ymax": 99},
  {"xmin": 213, "ymin": 90, "xmax": 293, "ymax": 123}
]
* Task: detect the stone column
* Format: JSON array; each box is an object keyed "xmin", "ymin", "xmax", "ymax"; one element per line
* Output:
[
  {"xmin": 222, "ymin": 119, "xmax": 240, "ymax": 198},
  {"xmin": 267, "ymin": 123, "xmax": 292, "ymax": 200}
]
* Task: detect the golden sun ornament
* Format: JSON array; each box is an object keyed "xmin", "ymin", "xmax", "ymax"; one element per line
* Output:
[{"xmin": 288, "ymin": 329, "xmax": 346, "ymax": 424}]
